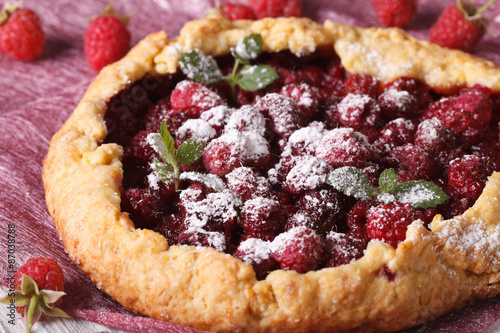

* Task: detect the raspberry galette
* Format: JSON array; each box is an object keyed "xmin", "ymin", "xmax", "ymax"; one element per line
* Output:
[{"xmin": 43, "ymin": 13, "xmax": 500, "ymax": 332}]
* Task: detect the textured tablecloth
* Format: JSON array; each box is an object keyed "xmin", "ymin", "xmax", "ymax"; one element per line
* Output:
[{"xmin": 0, "ymin": 0, "xmax": 500, "ymax": 332}]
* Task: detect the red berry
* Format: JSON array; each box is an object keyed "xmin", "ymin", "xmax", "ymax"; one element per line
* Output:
[
  {"xmin": 0, "ymin": 7, "xmax": 45, "ymax": 60},
  {"xmin": 429, "ymin": 2, "xmax": 490, "ymax": 52},
  {"xmin": 271, "ymin": 226, "xmax": 324, "ymax": 273},
  {"xmin": 153, "ymin": 213, "xmax": 186, "ymax": 246},
  {"xmin": 145, "ymin": 98, "xmax": 188, "ymax": 133},
  {"xmin": 366, "ymin": 202, "xmax": 424, "ymax": 248},
  {"xmin": 345, "ymin": 74, "xmax": 380, "ymax": 98},
  {"xmin": 15, "ymin": 258, "xmax": 64, "ymax": 295},
  {"xmin": 316, "ymin": 128, "xmax": 372, "ymax": 168},
  {"xmin": 249, "ymin": 0, "xmax": 302, "ymax": 19},
  {"xmin": 372, "ymin": 0, "xmax": 417, "ymax": 28},
  {"xmin": 255, "ymin": 93, "xmax": 304, "ymax": 139},
  {"xmin": 233, "ymin": 238, "xmax": 278, "ymax": 280},
  {"xmin": 448, "ymin": 154, "xmax": 492, "ymax": 200},
  {"xmin": 84, "ymin": 9, "xmax": 131, "ymax": 71},
  {"xmin": 240, "ymin": 196, "xmax": 287, "ymax": 234},
  {"xmin": 324, "ymin": 232, "xmax": 364, "ymax": 267},
  {"xmin": 337, "ymin": 94, "xmax": 381, "ymax": 130},
  {"xmin": 414, "ymin": 117, "xmax": 457, "ymax": 154},
  {"xmin": 124, "ymin": 130, "xmax": 159, "ymax": 165},
  {"xmin": 121, "ymin": 188, "xmax": 165, "ymax": 228},
  {"xmin": 171, "ymin": 81, "xmax": 224, "ymax": 118},
  {"xmin": 385, "ymin": 144, "xmax": 436, "ymax": 181},
  {"xmin": 280, "ymin": 83, "xmax": 320, "ymax": 120},
  {"xmin": 226, "ymin": 167, "xmax": 272, "ymax": 201},
  {"xmin": 222, "ymin": 2, "xmax": 257, "ymax": 20}
]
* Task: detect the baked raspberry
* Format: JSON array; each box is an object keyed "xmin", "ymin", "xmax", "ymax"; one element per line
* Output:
[
  {"xmin": 337, "ymin": 93, "xmax": 381, "ymax": 130},
  {"xmin": 104, "ymin": 100, "xmax": 140, "ymax": 146},
  {"xmin": 470, "ymin": 141, "xmax": 500, "ymax": 171},
  {"xmin": 448, "ymin": 155, "xmax": 492, "ymax": 200},
  {"xmin": 255, "ymin": 93, "xmax": 304, "ymax": 139},
  {"xmin": 287, "ymin": 66, "xmax": 324, "ymax": 87},
  {"xmin": 226, "ymin": 167, "xmax": 272, "ymax": 201},
  {"xmin": 385, "ymin": 144, "xmax": 435, "ymax": 181},
  {"xmin": 295, "ymin": 189, "xmax": 350, "ymax": 235},
  {"xmin": 421, "ymin": 85, "xmax": 492, "ymax": 146},
  {"xmin": 240, "ymin": 197, "xmax": 287, "ymax": 234},
  {"xmin": 320, "ymin": 61, "xmax": 346, "ymax": 99},
  {"xmin": 316, "ymin": 128, "xmax": 372, "ymax": 168},
  {"xmin": 414, "ymin": 117, "xmax": 457, "ymax": 154},
  {"xmin": 345, "ymin": 74, "xmax": 379, "ymax": 98},
  {"xmin": 122, "ymin": 188, "xmax": 165, "ymax": 228},
  {"xmin": 224, "ymin": 105, "xmax": 267, "ymax": 136},
  {"xmin": 153, "ymin": 213, "xmax": 186, "ymax": 245},
  {"xmin": 438, "ymin": 193, "xmax": 474, "ymax": 219},
  {"xmin": 320, "ymin": 98, "xmax": 341, "ymax": 129},
  {"xmin": 124, "ymin": 130, "xmax": 159, "ymax": 165},
  {"xmin": 284, "ymin": 156, "xmax": 330, "ymax": 194},
  {"xmin": 381, "ymin": 77, "xmax": 431, "ymax": 118},
  {"xmin": 249, "ymin": 0, "xmax": 302, "ymax": 19},
  {"xmin": 145, "ymin": 98, "xmax": 188, "ymax": 133},
  {"xmin": 171, "ymin": 81, "xmax": 224, "ymax": 118},
  {"xmin": 233, "ymin": 238, "xmax": 278, "ymax": 280},
  {"xmin": 200, "ymin": 105, "xmax": 233, "ymax": 135},
  {"xmin": 178, "ymin": 229, "xmax": 228, "ymax": 252},
  {"xmin": 203, "ymin": 136, "xmax": 244, "ymax": 177},
  {"xmin": 280, "ymin": 83, "xmax": 320, "ymax": 120},
  {"xmin": 283, "ymin": 122, "xmax": 325, "ymax": 156},
  {"xmin": 221, "ymin": 2, "xmax": 257, "ymax": 20},
  {"xmin": 271, "ymin": 226, "xmax": 325, "ymax": 273},
  {"xmin": 324, "ymin": 232, "xmax": 364, "ymax": 267},
  {"xmin": 174, "ymin": 119, "xmax": 217, "ymax": 148},
  {"xmin": 377, "ymin": 118, "xmax": 416, "ymax": 148},
  {"xmin": 365, "ymin": 202, "xmax": 424, "ymax": 248}
]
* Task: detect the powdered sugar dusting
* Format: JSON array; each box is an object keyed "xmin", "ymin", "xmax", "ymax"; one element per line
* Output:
[
  {"xmin": 237, "ymin": 238, "xmax": 273, "ymax": 264},
  {"xmin": 176, "ymin": 119, "xmax": 216, "ymax": 142},
  {"xmin": 285, "ymin": 155, "xmax": 330, "ymax": 192}
]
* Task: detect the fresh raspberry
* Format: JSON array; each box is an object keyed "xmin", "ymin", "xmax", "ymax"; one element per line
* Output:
[
  {"xmin": 124, "ymin": 130, "xmax": 159, "ymax": 165},
  {"xmin": 221, "ymin": 2, "xmax": 257, "ymax": 20},
  {"xmin": 284, "ymin": 156, "xmax": 331, "ymax": 194},
  {"xmin": 380, "ymin": 77, "xmax": 432, "ymax": 120},
  {"xmin": 171, "ymin": 81, "xmax": 224, "ymax": 118},
  {"xmin": 84, "ymin": 6, "xmax": 131, "ymax": 71},
  {"xmin": 377, "ymin": 118, "xmax": 416, "ymax": 148},
  {"xmin": 200, "ymin": 105, "xmax": 233, "ymax": 135},
  {"xmin": 366, "ymin": 202, "xmax": 424, "ymax": 248},
  {"xmin": 280, "ymin": 83, "xmax": 320, "ymax": 120},
  {"xmin": 372, "ymin": 0, "xmax": 417, "ymax": 28},
  {"xmin": 470, "ymin": 141, "xmax": 500, "ymax": 171},
  {"xmin": 320, "ymin": 61, "xmax": 346, "ymax": 99},
  {"xmin": 271, "ymin": 226, "xmax": 325, "ymax": 273},
  {"xmin": 11, "ymin": 257, "xmax": 67, "ymax": 330},
  {"xmin": 174, "ymin": 119, "xmax": 216, "ymax": 148},
  {"xmin": 249, "ymin": 0, "xmax": 302, "ymax": 19},
  {"xmin": 337, "ymin": 93, "xmax": 381, "ymax": 130},
  {"xmin": 316, "ymin": 128, "xmax": 372, "ymax": 168},
  {"xmin": 122, "ymin": 188, "xmax": 165, "ymax": 228},
  {"xmin": 0, "ymin": 6, "xmax": 44, "ymax": 60},
  {"xmin": 226, "ymin": 167, "xmax": 272, "ymax": 201},
  {"xmin": 429, "ymin": 1, "xmax": 493, "ymax": 52},
  {"xmin": 414, "ymin": 117, "xmax": 457, "ymax": 154},
  {"xmin": 224, "ymin": 105, "xmax": 267, "ymax": 136},
  {"xmin": 233, "ymin": 238, "xmax": 278, "ymax": 280},
  {"xmin": 145, "ymin": 98, "xmax": 188, "ymax": 133},
  {"xmin": 240, "ymin": 197, "xmax": 287, "ymax": 234},
  {"xmin": 385, "ymin": 144, "xmax": 435, "ymax": 181},
  {"xmin": 284, "ymin": 122, "xmax": 325, "ymax": 156},
  {"xmin": 345, "ymin": 74, "xmax": 380, "ymax": 98},
  {"xmin": 421, "ymin": 85, "xmax": 492, "ymax": 145},
  {"xmin": 448, "ymin": 155, "xmax": 492, "ymax": 200}
]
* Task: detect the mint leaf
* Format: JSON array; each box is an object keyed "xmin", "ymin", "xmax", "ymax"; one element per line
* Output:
[
  {"xmin": 393, "ymin": 180, "xmax": 450, "ymax": 209},
  {"xmin": 179, "ymin": 49, "xmax": 223, "ymax": 84},
  {"xmin": 179, "ymin": 172, "xmax": 226, "ymax": 192},
  {"xmin": 379, "ymin": 168, "xmax": 398, "ymax": 193},
  {"xmin": 237, "ymin": 65, "xmax": 279, "ymax": 91},
  {"xmin": 176, "ymin": 139, "xmax": 204, "ymax": 164},
  {"xmin": 234, "ymin": 33, "xmax": 263, "ymax": 61},
  {"xmin": 328, "ymin": 166, "xmax": 375, "ymax": 200}
]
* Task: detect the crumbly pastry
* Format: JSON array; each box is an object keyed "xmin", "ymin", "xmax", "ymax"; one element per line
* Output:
[{"xmin": 43, "ymin": 13, "xmax": 500, "ymax": 333}]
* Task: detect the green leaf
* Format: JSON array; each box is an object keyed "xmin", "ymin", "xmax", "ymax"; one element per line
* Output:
[
  {"xmin": 176, "ymin": 139, "xmax": 204, "ymax": 164},
  {"xmin": 393, "ymin": 180, "xmax": 450, "ymax": 209},
  {"xmin": 178, "ymin": 49, "xmax": 223, "ymax": 84},
  {"xmin": 237, "ymin": 65, "xmax": 279, "ymax": 91},
  {"xmin": 328, "ymin": 166, "xmax": 375, "ymax": 200},
  {"xmin": 379, "ymin": 168, "xmax": 398, "ymax": 193},
  {"xmin": 233, "ymin": 33, "xmax": 263, "ymax": 61},
  {"xmin": 159, "ymin": 121, "xmax": 176, "ymax": 157},
  {"xmin": 179, "ymin": 172, "xmax": 226, "ymax": 192}
]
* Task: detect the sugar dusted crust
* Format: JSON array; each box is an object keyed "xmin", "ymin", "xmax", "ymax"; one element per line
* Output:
[{"xmin": 43, "ymin": 14, "xmax": 500, "ymax": 332}]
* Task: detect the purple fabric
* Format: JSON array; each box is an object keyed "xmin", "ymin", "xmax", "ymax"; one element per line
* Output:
[{"xmin": 0, "ymin": 0, "xmax": 499, "ymax": 332}]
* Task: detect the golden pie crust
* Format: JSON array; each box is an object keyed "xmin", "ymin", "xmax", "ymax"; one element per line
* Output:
[{"xmin": 43, "ymin": 13, "xmax": 500, "ymax": 332}]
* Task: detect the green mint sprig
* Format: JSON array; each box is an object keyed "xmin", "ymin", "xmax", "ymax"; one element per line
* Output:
[
  {"xmin": 328, "ymin": 167, "xmax": 450, "ymax": 209},
  {"xmin": 147, "ymin": 121, "xmax": 204, "ymax": 190},
  {"xmin": 178, "ymin": 33, "xmax": 279, "ymax": 101}
]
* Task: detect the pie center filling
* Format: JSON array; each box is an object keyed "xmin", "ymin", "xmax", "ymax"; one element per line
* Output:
[{"xmin": 103, "ymin": 41, "xmax": 500, "ymax": 280}]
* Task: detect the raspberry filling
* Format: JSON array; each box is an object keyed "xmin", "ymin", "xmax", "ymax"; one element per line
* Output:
[{"xmin": 104, "ymin": 49, "xmax": 500, "ymax": 280}]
